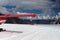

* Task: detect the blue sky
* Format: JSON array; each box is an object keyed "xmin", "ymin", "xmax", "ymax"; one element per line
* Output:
[{"xmin": 0, "ymin": 0, "xmax": 60, "ymax": 16}]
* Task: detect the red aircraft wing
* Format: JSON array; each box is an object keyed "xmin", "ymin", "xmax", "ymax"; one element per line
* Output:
[{"xmin": 0, "ymin": 14, "xmax": 36, "ymax": 24}]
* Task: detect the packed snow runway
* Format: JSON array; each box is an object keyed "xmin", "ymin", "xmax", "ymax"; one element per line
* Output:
[{"xmin": 0, "ymin": 24, "xmax": 60, "ymax": 40}]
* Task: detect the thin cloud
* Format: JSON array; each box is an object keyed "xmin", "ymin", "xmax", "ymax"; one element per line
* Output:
[
  {"xmin": 0, "ymin": 0, "xmax": 8, "ymax": 6},
  {"xmin": 0, "ymin": 7, "xmax": 9, "ymax": 14},
  {"xmin": 0, "ymin": 0, "xmax": 57, "ymax": 16}
]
